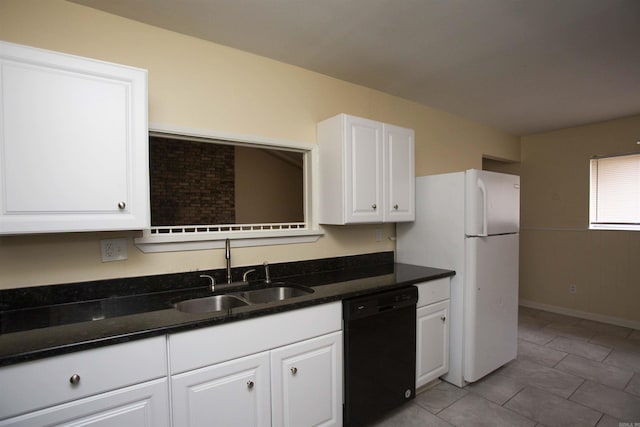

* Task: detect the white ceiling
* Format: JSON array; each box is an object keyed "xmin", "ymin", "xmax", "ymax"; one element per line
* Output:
[{"xmin": 70, "ymin": 0, "xmax": 640, "ymax": 136}]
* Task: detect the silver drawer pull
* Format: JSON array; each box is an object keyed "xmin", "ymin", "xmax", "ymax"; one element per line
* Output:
[
  {"xmin": 394, "ymin": 204, "xmax": 399, "ymax": 210},
  {"xmin": 371, "ymin": 204, "xmax": 377, "ymax": 210},
  {"xmin": 290, "ymin": 367, "xmax": 298, "ymax": 375},
  {"xmin": 247, "ymin": 380, "xmax": 254, "ymax": 389},
  {"xmin": 118, "ymin": 201, "xmax": 126, "ymax": 210},
  {"xmin": 69, "ymin": 374, "xmax": 81, "ymax": 385},
  {"xmin": 441, "ymin": 316, "xmax": 446, "ymax": 322}
]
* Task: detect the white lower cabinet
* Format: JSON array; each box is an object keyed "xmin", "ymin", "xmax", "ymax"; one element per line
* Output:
[
  {"xmin": 0, "ymin": 303, "xmax": 344, "ymax": 427},
  {"xmin": 0, "ymin": 337, "xmax": 169, "ymax": 427},
  {"xmin": 415, "ymin": 279, "xmax": 451, "ymax": 388},
  {"xmin": 0, "ymin": 379, "xmax": 169, "ymax": 427},
  {"xmin": 416, "ymin": 300, "xmax": 450, "ymax": 387},
  {"xmin": 271, "ymin": 332, "xmax": 342, "ymax": 427},
  {"xmin": 168, "ymin": 302, "xmax": 343, "ymax": 427},
  {"xmin": 171, "ymin": 331, "xmax": 342, "ymax": 427},
  {"xmin": 172, "ymin": 352, "xmax": 271, "ymax": 427}
]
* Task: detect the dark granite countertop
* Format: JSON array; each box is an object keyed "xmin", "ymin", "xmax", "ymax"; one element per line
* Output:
[{"xmin": 0, "ymin": 252, "xmax": 454, "ymax": 367}]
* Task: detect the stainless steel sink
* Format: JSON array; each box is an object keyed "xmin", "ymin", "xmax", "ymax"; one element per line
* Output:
[
  {"xmin": 173, "ymin": 284, "xmax": 314, "ymax": 313},
  {"xmin": 174, "ymin": 294, "xmax": 250, "ymax": 313},
  {"xmin": 238, "ymin": 285, "xmax": 314, "ymax": 304}
]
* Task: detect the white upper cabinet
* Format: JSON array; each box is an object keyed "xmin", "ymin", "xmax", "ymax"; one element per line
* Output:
[
  {"xmin": 318, "ymin": 114, "xmax": 383, "ymax": 224},
  {"xmin": 0, "ymin": 41, "xmax": 149, "ymax": 234},
  {"xmin": 317, "ymin": 114, "xmax": 414, "ymax": 224}
]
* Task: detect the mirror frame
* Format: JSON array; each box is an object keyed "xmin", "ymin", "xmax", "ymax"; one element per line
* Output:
[{"xmin": 135, "ymin": 123, "xmax": 322, "ymax": 253}]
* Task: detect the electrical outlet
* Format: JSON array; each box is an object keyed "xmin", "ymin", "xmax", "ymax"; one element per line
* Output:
[
  {"xmin": 569, "ymin": 284, "xmax": 577, "ymax": 294},
  {"xmin": 101, "ymin": 238, "xmax": 128, "ymax": 262}
]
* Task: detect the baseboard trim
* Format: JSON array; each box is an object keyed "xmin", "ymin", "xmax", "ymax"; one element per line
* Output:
[{"xmin": 519, "ymin": 299, "xmax": 640, "ymax": 330}]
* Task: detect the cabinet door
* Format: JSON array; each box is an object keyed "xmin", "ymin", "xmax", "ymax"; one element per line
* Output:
[
  {"xmin": 0, "ymin": 41, "xmax": 148, "ymax": 234},
  {"xmin": 271, "ymin": 331, "xmax": 342, "ymax": 427},
  {"xmin": 345, "ymin": 115, "xmax": 383, "ymax": 223},
  {"xmin": 383, "ymin": 124, "xmax": 415, "ymax": 222},
  {"xmin": 416, "ymin": 300, "xmax": 450, "ymax": 388},
  {"xmin": 0, "ymin": 378, "xmax": 168, "ymax": 427},
  {"xmin": 172, "ymin": 351, "xmax": 271, "ymax": 427}
]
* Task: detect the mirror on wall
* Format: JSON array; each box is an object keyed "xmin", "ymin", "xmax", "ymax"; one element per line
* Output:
[{"xmin": 149, "ymin": 135, "xmax": 305, "ymax": 227}]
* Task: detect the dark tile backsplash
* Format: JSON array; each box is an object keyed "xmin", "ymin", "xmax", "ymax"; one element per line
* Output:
[{"xmin": 0, "ymin": 251, "xmax": 394, "ymax": 312}]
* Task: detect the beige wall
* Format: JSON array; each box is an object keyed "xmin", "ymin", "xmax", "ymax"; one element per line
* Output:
[
  {"xmin": 0, "ymin": 0, "xmax": 519, "ymax": 289},
  {"xmin": 520, "ymin": 114, "xmax": 640, "ymax": 324}
]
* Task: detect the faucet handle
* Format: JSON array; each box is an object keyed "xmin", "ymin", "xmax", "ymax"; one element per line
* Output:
[
  {"xmin": 242, "ymin": 269, "xmax": 256, "ymax": 283},
  {"xmin": 263, "ymin": 261, "xmax": 271, "ymax": 284},
  {"xmin": 200, "ymin": 274, "xmax": 216, "ymax": 292}
]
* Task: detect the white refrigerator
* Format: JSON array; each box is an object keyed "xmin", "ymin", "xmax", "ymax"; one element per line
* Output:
[{"xmin": 397, "ymin": 169, "xmax": 520, "ymax": 387}]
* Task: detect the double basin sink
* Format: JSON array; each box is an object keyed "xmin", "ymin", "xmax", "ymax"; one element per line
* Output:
[{"xmin": 174, "ymin": 283, "xmax": 314, "ymax": 314}]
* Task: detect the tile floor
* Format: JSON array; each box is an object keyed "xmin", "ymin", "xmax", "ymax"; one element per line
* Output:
[{"xmin": 370, "ymin": 306, "xmax": 640, "ymax": 427}]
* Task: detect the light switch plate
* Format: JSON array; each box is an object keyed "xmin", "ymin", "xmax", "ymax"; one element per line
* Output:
[{"xmin": 101, "ymin": 238, "xmax": 128, "ymax": 262}]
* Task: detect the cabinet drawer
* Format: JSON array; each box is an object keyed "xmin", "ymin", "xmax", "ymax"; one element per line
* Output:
[
  {"xmin": 169, "ymin": 302, "xmax": 342, "ymax": 374},
  {"xmin": 416, "ymin": 278, "xmax": 450, "ymax": 307},
  {"xmin": 0, "ymin": 336, "xmax": 166, "ymax": 420}
]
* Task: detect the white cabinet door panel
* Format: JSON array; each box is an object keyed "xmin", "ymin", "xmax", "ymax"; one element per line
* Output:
[
  {"xmin": 383, "ymin": 124, "xmax": 414, "ymax": 222},
  {"xmin": 172, "ymin": 352, "xmax": 271, "ymax": 427},
  {"xmin": 271, "ymin": 331, "xmax": 342, "ymax": 427},
  {"xmin": 346, "ymin": 116, "xmax": 383, "ymax": 223},
  {"xmin": 0, "ymin": 41, "xmax": 148, "ymax": 233},
  {"xmin": 416, "ymin": 300, "xmax": 449, "ymax": 388},
  {"xmin": 0, "ymin": 379, "xmax": 169, "ymax": 427},
  {"xmin": 3, "ymin": 63, "xmax": 128, "ymax": 213}
]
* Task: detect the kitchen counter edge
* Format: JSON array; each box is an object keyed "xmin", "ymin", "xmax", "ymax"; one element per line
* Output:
[{"xmin": 0, "ymin": 263, "xmax": 454, "ymax": 367}]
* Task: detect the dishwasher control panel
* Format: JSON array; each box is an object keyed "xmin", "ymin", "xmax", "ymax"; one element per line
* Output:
[{"xmin": 344, "ymin": 286, "xmax": 418, "ymax": 320}]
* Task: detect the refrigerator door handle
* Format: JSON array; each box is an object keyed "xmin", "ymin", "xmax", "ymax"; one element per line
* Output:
[{"xmin": 477, "ymin": 178, "xmax": 488, "ymax": 236}]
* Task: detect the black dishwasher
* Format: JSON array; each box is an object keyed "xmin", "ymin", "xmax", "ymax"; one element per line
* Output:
[{"xmin": 343, "ymin": 286, "xmax": 418, "ymax": 427}]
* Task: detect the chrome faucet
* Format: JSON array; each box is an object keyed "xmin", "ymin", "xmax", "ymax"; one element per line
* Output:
[
  {"xmin": 263, "ymin": 261, "xmax": 271, "ymax": 284},
  {"xmin": 242, "ymin": 268, "xmax": 256, "ymax": 283},
  {"xmin": 225, "ymin": 238, "xmax": 232, "ymax": 284},
  {"xmin": 199, "ymin": 274, "xmax": 216, "ymax": 292}
]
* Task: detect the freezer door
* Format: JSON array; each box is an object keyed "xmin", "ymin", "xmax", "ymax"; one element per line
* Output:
[
  {"xmin": 465, "ymin": 169, "xmax": 520, "ymax": 236},
  {"xmin": 464, "ymin": 234, "xmax": 519, "ymax": 383}
]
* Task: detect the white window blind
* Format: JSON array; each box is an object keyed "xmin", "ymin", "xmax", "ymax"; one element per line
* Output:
[{"xmin": 590, "ymin": 153, "xmax": 640, "ymax": 229}]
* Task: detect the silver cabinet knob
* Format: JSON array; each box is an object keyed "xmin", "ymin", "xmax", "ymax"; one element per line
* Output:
[
  {"xmin": 394, "ymin": 204, "xmax": 399, "ymax": 210},
  {"xmin": 69, "ymin": 374, "xmax": 81, "ymax": 385},
  {"xmin": 441, "ymin": 316, "xmax": 446, "ymax": 322},
  {"xmin": 117, "ymin": 201, "xmax": 126, "ymax": 210},
  {"xmin": 247, "ymin": 380, "xmax": 254, "ymax": 389},
  {"xmin": 290, "ymin": 367, "xmax": 298, "ymax": 375},
  {"xmin": 371, "ymin": 204, "xmax": 377, "ymax": 210}
]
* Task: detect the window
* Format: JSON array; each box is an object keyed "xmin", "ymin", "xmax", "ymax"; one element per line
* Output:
[
  {"xmin": 590, "ymin": 153, "xmax": 640, "ymax": 230},
  {"xmin": 148, "ymin": 136, "xmax": 304, "ymax": 226},
  {"xmin": 134, "ymin": 124, "xmax": 322, "ymax": 253}
]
